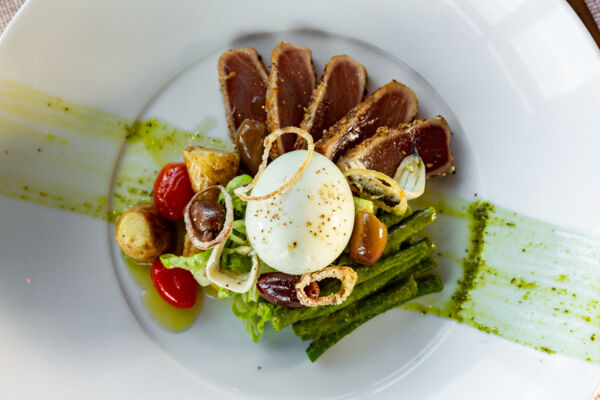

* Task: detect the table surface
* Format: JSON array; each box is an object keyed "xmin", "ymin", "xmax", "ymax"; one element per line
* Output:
[{"xmin": 569, "ymin": 0, "xmax": 600, "ymax": 47}]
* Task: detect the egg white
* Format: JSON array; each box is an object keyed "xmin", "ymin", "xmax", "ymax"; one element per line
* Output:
[{"xmin": 245, "ymin": 151, "xmax": 355, "ymax": 275}]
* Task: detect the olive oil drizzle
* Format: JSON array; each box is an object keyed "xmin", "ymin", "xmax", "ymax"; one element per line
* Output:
[{"xmin": 123, "ymin": 256, "xmax": 202, "ymax": 332}]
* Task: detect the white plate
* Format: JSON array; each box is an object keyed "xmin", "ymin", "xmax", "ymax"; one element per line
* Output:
[{"xmin": 1, "ymin": 0, "xmax": 599, "ymax": 399}]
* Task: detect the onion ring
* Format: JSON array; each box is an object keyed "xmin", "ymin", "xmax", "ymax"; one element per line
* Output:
[
  {"xmin": 233, "ymin": 127, "xmax": 314, "ymax": 202},
  {"xmin": 184, "ymin": 185, "xmax": 233, "ymax": 250},
  {"xmin": 343, "ymin": 168, "xmax": 408, "ymax": 215},
  {"xmin": 295, "ymin": 266, "xmax": 358, "ymax": 307}
]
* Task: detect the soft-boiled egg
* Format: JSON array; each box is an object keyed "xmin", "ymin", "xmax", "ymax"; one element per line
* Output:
[{"xmin": 245, "ymin": 151, "xmax": 355, "ymax": 275}]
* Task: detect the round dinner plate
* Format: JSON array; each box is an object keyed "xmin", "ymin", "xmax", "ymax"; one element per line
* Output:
[{"xmin": 1, "ymin": 0, "xmax": 599, "ymax": 399}]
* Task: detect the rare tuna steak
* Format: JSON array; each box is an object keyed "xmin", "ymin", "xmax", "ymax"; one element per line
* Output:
[
  {"xmin": 300, "ymin": 55, "xmax": 367, "ymax": 143},
  {"xmin": 315, "ymin": 80, "xmax": 418, "ymax": 162},
  {"xmin": 266, "ymin": 42, "xmax": 316, "ymax": 156},
  {"xmin": 338, "ymin": 117, "xmax": 454, "ymax": 178},
  {"xmin": 218, "ymin": 48, "xmax": 269, "ymax": 141}
]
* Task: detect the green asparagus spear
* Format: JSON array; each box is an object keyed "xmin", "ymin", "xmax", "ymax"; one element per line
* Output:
[
  {"xmin": 305, "ymin": 274, "xmax": 444, "ymax": 362},
  {"xmin": 292, "ymin": 257, "xmax": 438, "ymax": 338},
  {"xmin": 413, "ymin": 274, "xmax": 444, "ymax": 297},
  {"xmin": 355, "ymin": 237, "xmax": 435, "ymax": 284},
  {"xmin": 377, "ymin": 205, "xmax": 413, "ymax": 228},
  {"xmin": 297, "ymin": 276, "xmax": 419, "ymax": 340},
  {"xmin": 271, "ymin": 238, "xmax": 436, "ymax": 331},
  {"xmin": 383, "ymin": 207, "xmax": 437, "ymax": 257}
]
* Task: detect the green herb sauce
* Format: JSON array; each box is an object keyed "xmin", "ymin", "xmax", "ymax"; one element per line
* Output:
[
  {"xmin": 0, "ymin": 78, "xmax": 228, "ymax": 221},
  {"xmin": 444, "ymin": 201, "xmax": 494, "ymax": 321},
  {"xmin": 408, "ymin": 193, "xmax": 600, "ymax": 364}
]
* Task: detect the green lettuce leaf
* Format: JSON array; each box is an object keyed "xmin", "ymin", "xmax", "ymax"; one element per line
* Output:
[
  {"xmin": 221, "ymin": 251, "xmax": 252, "ymax": 274},
  {"xmin": 229, "ymin": 265, "xmax": 279, "ymax": 342},
  {"xmin": 227, "ymin": 220, "xmax": 248, "ymax": 246},
  {"xmin": 217, "ymin": 287, "xmax": 235, "ymax": 299},
  {"xmin": 226, "ymin": 174, "xmax": 253, "ymax": 191},
  {"xmin": 222, "ymin": 174, "xmax": 253, "ymax": 219},
  {"xmin": 159, "ymin": 251, "xmax": 212, "ymax": 286},
  {"xmin": 231, "ymin": 289, "xmax": 274, "ymax": 342}
]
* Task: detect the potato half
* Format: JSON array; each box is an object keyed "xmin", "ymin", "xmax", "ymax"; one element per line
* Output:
[
  {"xmin": 182, "ymin": 233, "xmax": 203, "ymax": 257},
  {"xmin": 115, "ymin": 204, "xmax": 172, "ymax": 262},
  {"xmin": 183, "ymin": 146, "xmax": 239, "ymax": 194}
]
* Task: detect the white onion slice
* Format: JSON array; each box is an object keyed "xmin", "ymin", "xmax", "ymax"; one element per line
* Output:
[
  {"xmin": 393, "ymin": 154, "xmax": 426, "ymax": 200},
  {"xmin": 343, "ymin": 168, "xmax": 408, "ymax": 215},
  {"xmin": 184, "ymin": 185, "xmax": 233, "ymax": 250},
  {"xmin": 234, "ymin": 127, "xmax": 314, "ymax": 202},
  {"xmin": 205, "ymin": 242, "xmax": 260, "ymax": 293}
]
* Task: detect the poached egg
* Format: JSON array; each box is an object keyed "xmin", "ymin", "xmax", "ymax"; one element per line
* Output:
[{"xmin": 245, "ymin": 151, "xmax": 354, "ymax": 275}]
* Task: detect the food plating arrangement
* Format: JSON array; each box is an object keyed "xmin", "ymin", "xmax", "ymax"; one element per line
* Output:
[{"xmin": 115, "ymin": 42, "xmax": 454, "ymax": 361}]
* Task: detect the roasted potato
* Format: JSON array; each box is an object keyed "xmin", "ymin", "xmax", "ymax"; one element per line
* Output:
[
  {"xmin": 183, "ymin": 146, "xmax": 239, "ymax": 194},
  {"xmin": 115, "ymin": 204, "xmax": 172, "ymax": 262},
  {"xmin": 182, "ymin": 233, "xmax": 203, "ymax": 257}
]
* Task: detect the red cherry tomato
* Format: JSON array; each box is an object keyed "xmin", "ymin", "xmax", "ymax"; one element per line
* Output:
[
  {"xmin": 153, "ymin": 163, "xmax": 194, "ymax": 221},
  {"xmin": 150, "ymin": 258, "xmax": 197, "ymax": 308}
]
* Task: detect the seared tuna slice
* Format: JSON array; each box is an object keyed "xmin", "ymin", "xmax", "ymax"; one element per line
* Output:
[
  {"xmin": 266, "ymin": 42, "xmax": 316, "ymax": 156},
  {"xmin": 315, "ymin": 80, "xmax": 418, "ymax": 162},
  {"xmin": 338, "ymin": 117, "xmax": 454, "ymax": 178},
  {"xmin": 300, "ymin": 55, "xmax": 367, "ymax": 142},
  {"xmin": 218, "ymin": 48, "xmax": 269, "ymax": 141}
]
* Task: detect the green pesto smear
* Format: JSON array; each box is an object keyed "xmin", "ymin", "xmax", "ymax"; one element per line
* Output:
[
  {"xmin": 0, "ymin": 79, "xmax": 228, "ymax": 221},
  {"xmin": 110, "ymin": 117, "xmax": 230, "ymax": 221},
  {"xmin": 444, "ymin": 201, "xmax": 494, "ymax": 321},
  {"xmin": 407, "ymin": 193, "xmax": 600, "ymax": 364},
  {"xmin": 124, "ymin": 117, "xmax": 224, "ymax": 166}
]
